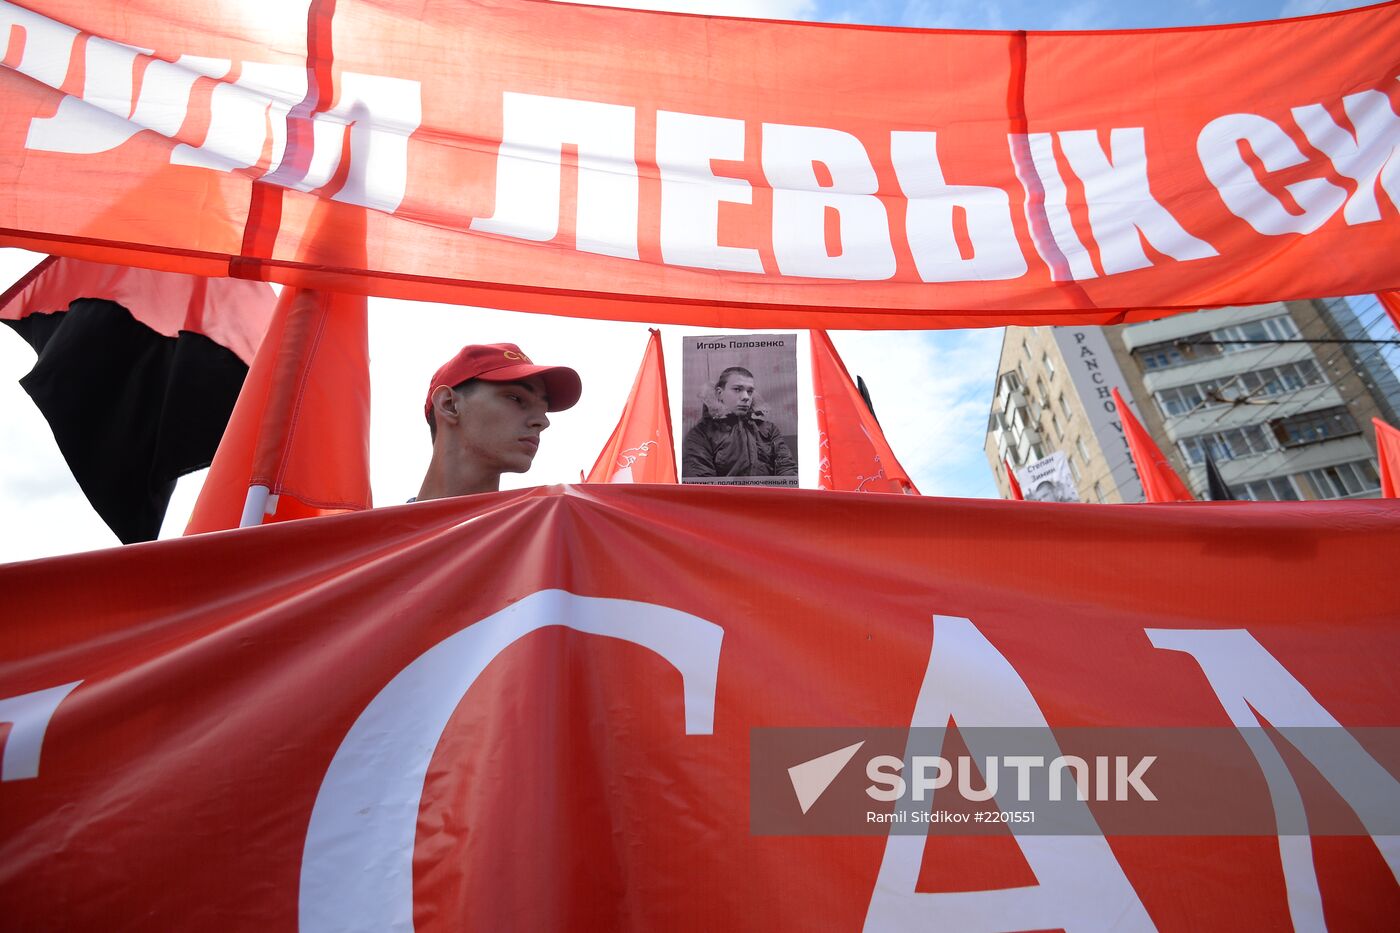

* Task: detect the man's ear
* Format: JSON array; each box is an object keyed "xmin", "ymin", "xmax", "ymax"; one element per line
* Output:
[{"xmin": 431, "ymin": 385, "xmax": 461, "ymax": 428}]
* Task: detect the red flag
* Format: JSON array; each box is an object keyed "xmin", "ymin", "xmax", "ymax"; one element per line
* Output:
[
  {"xmin": 811, "ymin": 330, "xmax": 918, "ymax": 494},
  {"xmin": 1379, "ymin": 292, "xmax": 1400, "ymax": 333},
  {"xmin": 1112, "ymin": 387, "xmax": 1194, "ymax": 503},
  {"xmin": 185, "ymin": 201, "xmax": 372, "ymax": 533},
  {"xmin": 1374, "ymin": 418, "xmax": 1400, "ymax": 498},
  {"xmin": 1004, "ymin": 457, "xmax": 1024, "ymax": 500},
  {"xmin": 585, "ymin": 329, "xmax": 677, "ymax": 484}
]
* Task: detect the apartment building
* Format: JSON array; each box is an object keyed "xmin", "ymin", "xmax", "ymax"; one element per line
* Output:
[{"xmin": 984, "ymin": 300, "xmax": 1394, "ymax": 502}]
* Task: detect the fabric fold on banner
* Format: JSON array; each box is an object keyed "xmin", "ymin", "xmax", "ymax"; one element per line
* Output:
[
  {"xmin": 3, "ymin": 2, "xmax": 1400, "ymax": 327},
  {"xmin": 585, "ymin": 328, "xmax": 677, "ymax": 484},
  {"xmin": 811, "ymin": 330, "xmax": 917, "ymax": 494},
  {"xmin": 1113, "ymin": 387, "xmax": 1194, "ymax": 503},
  {"xmin": 0, "ymin": 256, "xmax": 276, "ymax": 542},
  {"xmin": 1004, "ymin": 457, "xmax": 1024, "ymax": 500},
  {"xmin": 185, "ymin": 202, "xmax": 371, "ymax": 534},
  {"xmin": 1375, "ymin": 417, "xmax": 1400, "ymax": 498},
  {"xmin": 3, "ymin": 485, "xmax": 1400, "ymax": 931}
]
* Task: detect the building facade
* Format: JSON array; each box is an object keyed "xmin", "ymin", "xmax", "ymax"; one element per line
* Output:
[{"xmin": 984, "ymin": 300, "xmax": 1393, "ymax": 503}]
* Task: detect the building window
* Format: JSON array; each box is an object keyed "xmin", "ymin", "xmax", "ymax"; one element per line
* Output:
[
  {"xmin": 1134, "ymin": 339, "xmax": 1219, "ymax": 371},
  {"xmin": 1042, "ymin": 352, "xmax": 1055, "ymax": 378},
  {"xmin": 1270, "ymin": 406, "xmax": 1359, "ymax": 448},
  {"xmin": 1156, "ymin": 383, "xmax": 1207, "ymax": 418},
  {"xmin": 1230, "ymin": 476, "xmax": 1300, "ymax": 501},
  {"xmin": 1093, "ymin": 481, "xmax": 1105, "ymax": 503},
  {"xmin": 1076, "ymin": 437, "xmax": 1091, "ymax": 463},
  {"xmin": 1035, "ymin": 376, "xmax": 1049, "ymax": 408},
  {"xmin": 1178, "ymin": 424, "xmax": 1275, "ymax": 465},
  {"xmin": 1030, "ymin": 443, "xmax": 1046, "ymax": 461},
  {"xmin": 1153, "ymin": 359, "xmax": 1325, "ymax": 417},
  {"xmin": 1058, "ymin": 393, "xmax": 1072, "ymax": 419},
  {"xmin": 1051, "ymin": 412, "xmax": 1063, "ymax": 439},
  {"xmin": 1300, "ymin": 460, "xmax": 1381, "ymax": 499},
  {"xmin": 1067, "ymin": 455, "xmax": 1081, "ymax": 482},
  {"xmin": 1022, "ymin": 337, "xmax": 1031, "ymax": 359},
  {"xmin": 1214, "ymin": 314, "xmax": 1300, "ymax": 353}
]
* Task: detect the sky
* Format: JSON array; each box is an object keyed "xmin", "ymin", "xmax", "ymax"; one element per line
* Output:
[{"xmin": 0, "ymin": 0, "xmax": 1375, "ymax": 563}]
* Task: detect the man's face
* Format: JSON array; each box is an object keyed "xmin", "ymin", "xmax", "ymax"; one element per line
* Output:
[
  {"xmin": 717, "ymin": 374, "xmax": 756, "ymax": 416},
  {"xmin": 455, "ymin": 375, "xmax": 551, "ymax": 473}
]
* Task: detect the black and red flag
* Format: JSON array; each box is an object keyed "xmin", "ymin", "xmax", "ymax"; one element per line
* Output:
[{"xmin": 1, "ymin": 256, "xmax": 276, "ymax": 543}]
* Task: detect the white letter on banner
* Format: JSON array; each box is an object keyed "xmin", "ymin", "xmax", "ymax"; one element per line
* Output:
[
  {"xmin": 864, "ymin": 615, "xmax": 1153, "ymax": 933},
  {"xmin": 1197, "ymin": 113, "xmax": 1346, "ymax": 235},
  {"xmin": 762, "ymin": 123, "xmax": 896, "ymax": 280},
  {"xmin": 890, "ymin": 131, "xmax": 1027, "ymax": 282},
  {"xmin": 471, "ymin": 92, "xmax": 640, "ymax": 260},
  {"xmin": 656, "ymin": 110, "xmax": 763, "ymax": 273},
  {"xmin": 1293, "ymin": 90, "xmax": 1400, "ymax": 225},
  {"xmin": 1011, "ymin": 133, "xmax": 1099, "ymax": 281},
  {"xmin": 0, "ymin": 1, "xmax": 78, "ymax": 88},
  {"xmin": 171, "ymin": 63, "xmax": 308, "ymax": 173},
  {"xmin": 299, "ymin": 589, "xmax": 722, "ymax": 933},
  {"xmin": 25, "ymin": 46, "xmax": 233, "ymax": 155},
  {"xmin": 0, "ymin": 681, "xmax": 82, "ymax": 782},
  {"xmin": 1058, "ymin": 128, "xmax": 1218, "ymax": 275},
  {"xmin": 1147, "ymin": 629, "xmax": 1400, "ymax": 930},
  {"xmin": 24, "ymin": 35, "xmax": 148, "ymax": 155}
]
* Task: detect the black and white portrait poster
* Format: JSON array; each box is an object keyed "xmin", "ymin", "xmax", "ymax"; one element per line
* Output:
[
  {"xmin": 681, "ymin": 334, "xmax": 799, "ymax": 487},
  {"xmin": 1016, "ymin": 451, "xmax": 1081, "ymax": 503}
]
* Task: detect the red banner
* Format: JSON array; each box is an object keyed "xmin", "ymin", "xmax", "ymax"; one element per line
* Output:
[
  {"xmin": 2, "ymin": 486, "xmax": 1398, "ymax": 930},
  {"xmin": 2, "ymin": 2, "xmax": 1399, "ymax": 327}
]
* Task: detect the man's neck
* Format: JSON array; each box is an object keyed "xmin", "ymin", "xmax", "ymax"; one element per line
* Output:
[{"xmin": 416, "ymin": 450, "xmax": 501, "ymax": 502}]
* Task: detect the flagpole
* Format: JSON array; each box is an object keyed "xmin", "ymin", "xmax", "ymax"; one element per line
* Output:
[{"xmin": 239, "ymin": 485, "xmax": 272, "ymax": 527}]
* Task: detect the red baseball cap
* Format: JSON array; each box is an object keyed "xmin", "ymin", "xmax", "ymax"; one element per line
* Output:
[{"xmin": 424, "ymin": 343, "xmax": 582, "ymax": 421}]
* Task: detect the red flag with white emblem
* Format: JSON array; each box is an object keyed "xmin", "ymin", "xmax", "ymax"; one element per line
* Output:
[{"xmin": 585, "ymin": 329, "xmax": 677, "ymax": 484}]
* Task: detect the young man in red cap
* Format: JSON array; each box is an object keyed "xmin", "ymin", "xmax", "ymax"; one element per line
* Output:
[{"xmin": 416, "ymin": 343, "xmax": 582, "ymax": 501}]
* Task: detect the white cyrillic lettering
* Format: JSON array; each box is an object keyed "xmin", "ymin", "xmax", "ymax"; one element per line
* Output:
[
  {"xmin": 171, "ymin": 62, "xmax": 307, "ymax": 173},
  {"xmin": 655, "ymin": 110, "xmax": 763, "ymax": 273},
  {"xmin": 1197, "ymin": 112, "xmax": 1346, "ymax": 235},
  {"xmin": 0, "ymin": 681, "xmax": 82, "ymax": 782},
  {"xmin": 471, "ymin": 92, "xmax": 639, "ymax": 259},
  {"xmin": 1058, "ymin": 127, "xmax": 1218, "ymax": 274},
  {"xmin": 0, "ymin": 0, "xmax": 78, "ymax": 87},
  {"xmin": 762, "ymin": 122, "xmax": 896, "ymax": 280},
  {"xmin": 1293, "ymin": 90, "xmax": 1400, "ymax": 225},
  {"xmin": 25, "ymin": 35, "xmax": 146, "ymax": 154},
  {"xmin": 864, "ymin": 615, "xmax": 1152, "ymax": 932},
  {"xmin": 299, "ymin": 590, "xmax": 722, "ymax": 933},
  {"xmin": 1148, "ymin": 628, "xmax": 1400, "ymax": 929},
  {"xmin": 1014, "ymin": 133, "xmax": 1098, "ymax": 280},
  {"xmin": 891, "ymin": 130, "xmax": 1027, "ymax": 282}
]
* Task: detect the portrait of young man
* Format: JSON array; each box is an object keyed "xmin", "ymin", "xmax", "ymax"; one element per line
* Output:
[
  {"xmin": 416, "ymin": 343, "xmax": 581, "ymax": 501},
  {"xmin": 680, "ymin": 334, "xmax": 799, "ymax": 486}
]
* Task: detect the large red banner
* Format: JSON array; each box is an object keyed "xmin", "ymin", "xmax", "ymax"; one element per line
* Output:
[
  {"xmin": 2, "ymin": 486, "xmax": 1398, "ymax": 929},
  {"xmin": 1, "ymin": 1, "xmax": 1399, "ymax": 327}
]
